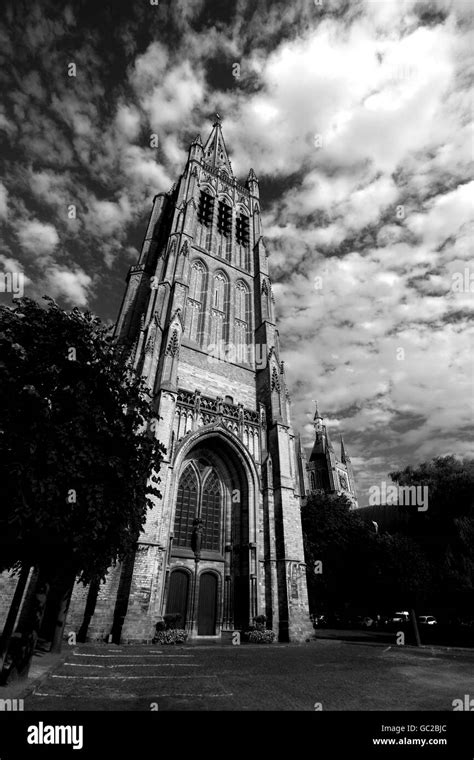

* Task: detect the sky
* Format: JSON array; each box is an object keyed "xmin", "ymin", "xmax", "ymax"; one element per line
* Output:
[{"xmin": 0, "ymin": 0, "xmax": 473, "ymax": 503}]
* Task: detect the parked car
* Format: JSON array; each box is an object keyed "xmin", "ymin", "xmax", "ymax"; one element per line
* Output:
[
  {"xmin": 418, "ymin": 615, "xmax": 437, "ymax": 625},
  {"xmin": 391, "ymin": 611, "xmax": 410, "ymax": 624}
]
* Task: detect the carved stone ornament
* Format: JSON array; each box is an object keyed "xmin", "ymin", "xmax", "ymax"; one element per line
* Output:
[
  {"xmin": 166, "ymin": 329, "xmax": 179, "ymax": 357},
  {"xmin": 271, "ymin": 365, "xmax": 280, "ymax": 392}
]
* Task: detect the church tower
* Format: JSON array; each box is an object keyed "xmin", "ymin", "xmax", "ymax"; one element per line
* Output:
[
  {"xmin": 300, "ymin": 402, "xmax": 358, "ymax": 508},
  {"xmin": 66, "ymin": 117, "xmax": 313, "ymax": 642}
]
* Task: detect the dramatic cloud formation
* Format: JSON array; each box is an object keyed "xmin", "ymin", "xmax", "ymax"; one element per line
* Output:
[{"xmin": 0, "ymin": 0, "xmax": 472, "ymax": 501}]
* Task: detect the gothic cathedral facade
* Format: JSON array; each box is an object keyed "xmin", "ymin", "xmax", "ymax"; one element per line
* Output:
[
  {"xmin": 65, "ymin": 117, "xmax": 314, "ymax": 642},
  {"xmin": 0, "ymin": 118, "xmax": 360, "ymax": 644}
]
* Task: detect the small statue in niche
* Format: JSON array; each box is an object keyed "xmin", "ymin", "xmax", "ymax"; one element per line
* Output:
[{"xmin": 191, "ymin": 518, "xmax": 203, "ymax": 558}]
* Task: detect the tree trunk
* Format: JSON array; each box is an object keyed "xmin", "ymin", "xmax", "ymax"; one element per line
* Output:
[
  {"xmin": 50, "ymin": 574, "xmax": 76, "ymax": 653},
  {"xmin": 0, "ymin": 564, "xmax": 32, "ymax": 673},
  {"xmin": 0, "ymin": 569, "xmax": 50, "ymax": 685},
  {"xmin": 110, "ymin": 550, "xmax": 136, "ymax": 644},
  {"xmin": 77, "ymin": 577, "xmax": 100, "ymax": 643}
]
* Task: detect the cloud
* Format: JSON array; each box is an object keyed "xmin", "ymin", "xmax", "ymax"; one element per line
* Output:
[
  {"xmin": 0, "ymin": 182, "xmax": 8, "ymax": 219},
  {"xmin": 46, "ymin": 266, "xmax": 93, "ymax": 307},
  {"xmin": 115, "ymin": 104, "xmax": 141, "ymax": 141},
  {"xmin": 405, "ymin": 181, "xmax": 474, "ymax": 250},
  {"xmin": 17, "ymin": 220, "xmax": 59, "ymax": 258},
  {"xmin": 0, "ymin": 0, "xmax": 472, "ymax": 503},
  {"xmin": 84, "ymin": 197, "xmax": 133, "ymax": 239}
]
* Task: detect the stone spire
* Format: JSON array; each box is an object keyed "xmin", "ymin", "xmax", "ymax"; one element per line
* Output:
[
  {"xmin": 202, "ymin": 113, "xmax": 233, "ymax": 175},
  {"xmin": 313, "ymin": 399, "xmax": 323, "ymax": 427},
  {"xmin": 340, "ymin": 435, "xmax": 349, "ymax": 463}
]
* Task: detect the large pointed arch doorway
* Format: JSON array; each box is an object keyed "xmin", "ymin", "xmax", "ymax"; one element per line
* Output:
[{"xmin": 167, "ymin": 434, "xmax": 255, "ymax": 636}]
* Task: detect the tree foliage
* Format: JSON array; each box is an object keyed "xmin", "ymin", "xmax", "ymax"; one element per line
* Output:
[
  {"xmin": 369, "ymin": 532, "xmax": 432, "ymax": 609},
  {"xmin": 390, "ymin": 456, "xmax": 474, "ymax": 597},
  {"xmin": 302, "ymin": 490, "xmax": 432, "ymax": 614},
  {"xmin": 302, "ymin": 457, "xmax": 474, "ymax": 616},
  {"xmin": 301, "ymin": 490, "xmax": 376, "ymax": 613},
  {"xmin": 390, "ymin": 455, "xmax": 474, "ymax": 524},
  {"xmin": 0, "ymin": 297, "xmax": 165, "ymax": 584}
]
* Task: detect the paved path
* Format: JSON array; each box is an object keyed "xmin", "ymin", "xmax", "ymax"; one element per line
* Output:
[{"xmin": 15, "ymin": 639, "xmax": 474, "ymax": 711}]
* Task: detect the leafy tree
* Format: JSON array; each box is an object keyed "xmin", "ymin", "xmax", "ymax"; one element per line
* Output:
[
  {"xmin": 301, "ymin": 491, "xmax": 432, "ymax": 621},
  {"xmin": 301, "ymin": 490, "xmax": 376, "ymax": 615},
  {"xmin": 390, "ymin": 456, "xmax": 474, "ymax": 607},
  {"xmin": 390, "ymin": 455, "xmax": 474, "ymax": 524},
  {"xmin": 370, "ymin": 532, "xmax": 432, "ymax": 612},
  {"xmin": 0, "ymin": 297, "xmax": 165, "ymax": 674}
]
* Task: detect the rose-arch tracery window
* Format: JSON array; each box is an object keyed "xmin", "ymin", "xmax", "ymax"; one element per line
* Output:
[{"xmin": 173, "ymin": 463, "xmax": 222, "ymax": 552}]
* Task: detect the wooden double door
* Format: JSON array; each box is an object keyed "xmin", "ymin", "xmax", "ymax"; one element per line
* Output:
[{"xmin": 166, "ymin": 569, "xmax": 217, "ymax": 635}]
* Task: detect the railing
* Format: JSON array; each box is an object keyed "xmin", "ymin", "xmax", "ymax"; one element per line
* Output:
[
  {"xmin": 201, "ymin": 162, "xmax": 249, "ymax": 196},
  {"xmin": 174, "ymin": 388, "xmax": 262, "ymax": 460}
]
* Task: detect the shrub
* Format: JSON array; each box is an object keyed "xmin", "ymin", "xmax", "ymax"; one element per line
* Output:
[
  {"xmin": 246, "ymin": 629, "xmax": 275, "ymax": 644},
  {"xmin": 153, "ymin": 629, "xmax": 188, "ymax": 645},
  {"xmin": 253, "ymin": 614, "xmax": 266, "ymax": 631}
]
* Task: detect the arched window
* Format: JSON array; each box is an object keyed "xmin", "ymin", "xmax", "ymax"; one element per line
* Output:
[
  {"xmin": 235, "ymin": 281, "xmax": 250, "ymax": 321},
  {"xmin": 185, "ymin": 261, "xmax": 206, "ymax": 343},
  {"xmin": 261, "ymin": 278, "xmax": 270, "ymax": 319},
  {"xmin": 212, "ymin": 272, "xmax": 225, "ymax": 311},
  {"xmin": 201, "ymin": 470, "xmax": 221, "ymax": 551},
  {"xmin": 173, "ymin": 462, "xmax": 223, "ymax": 553},
  {"xmin": 190, "ymin": 261, "xmax": 205, "ymax": 301},
  {"xmin": 196, "ymin": 189, "xmax": 214, "ymax": 250},
  {"xmin": 216, "ymin": 197, "xmax": 232, "ymax": 260},
  {"xmin": 236, "ymin": 210, "xmax": 250, "ymax": 270},
  {"xmin": 234, "ymin": 281, "xmax": 250, "ymax": 364},
  {"xmin": 174, "ymin": 465, "xmax": 198, "ymax": 547},
  {"xmin": 209, "ymin": 272, "xmax": 229, "ymax": 349}
]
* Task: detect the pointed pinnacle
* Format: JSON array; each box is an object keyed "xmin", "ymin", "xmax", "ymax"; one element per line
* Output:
[
  {"xmin": 340, "ymin": 436, "xmax": 351, "ymax": 463},
  {"xmin": 312, "ymin": 399, "xmax": 323, "ymax": 422}
]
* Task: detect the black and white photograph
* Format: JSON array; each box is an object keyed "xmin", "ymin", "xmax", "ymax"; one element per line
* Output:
[{"xmin": 0, "ymin": 0, "xmax": 473, "ymax": 751}]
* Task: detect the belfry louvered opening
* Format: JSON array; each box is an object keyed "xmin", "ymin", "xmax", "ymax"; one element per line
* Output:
[
  {"xmin": 236, "ymin": 214, "xmax": 249, "ymax": 247},
  {"xmin": 197, "ymin": 191, "xmax": 214, "ymax": 226},
  {"xmin": 217, "ymin": 200, "xmax": 232, "ymax": 237}
]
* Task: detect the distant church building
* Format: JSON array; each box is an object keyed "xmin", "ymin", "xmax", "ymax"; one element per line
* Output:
[{"xmin": 297, "ymin": 403, "xmax": 358, "ymax": 509}]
